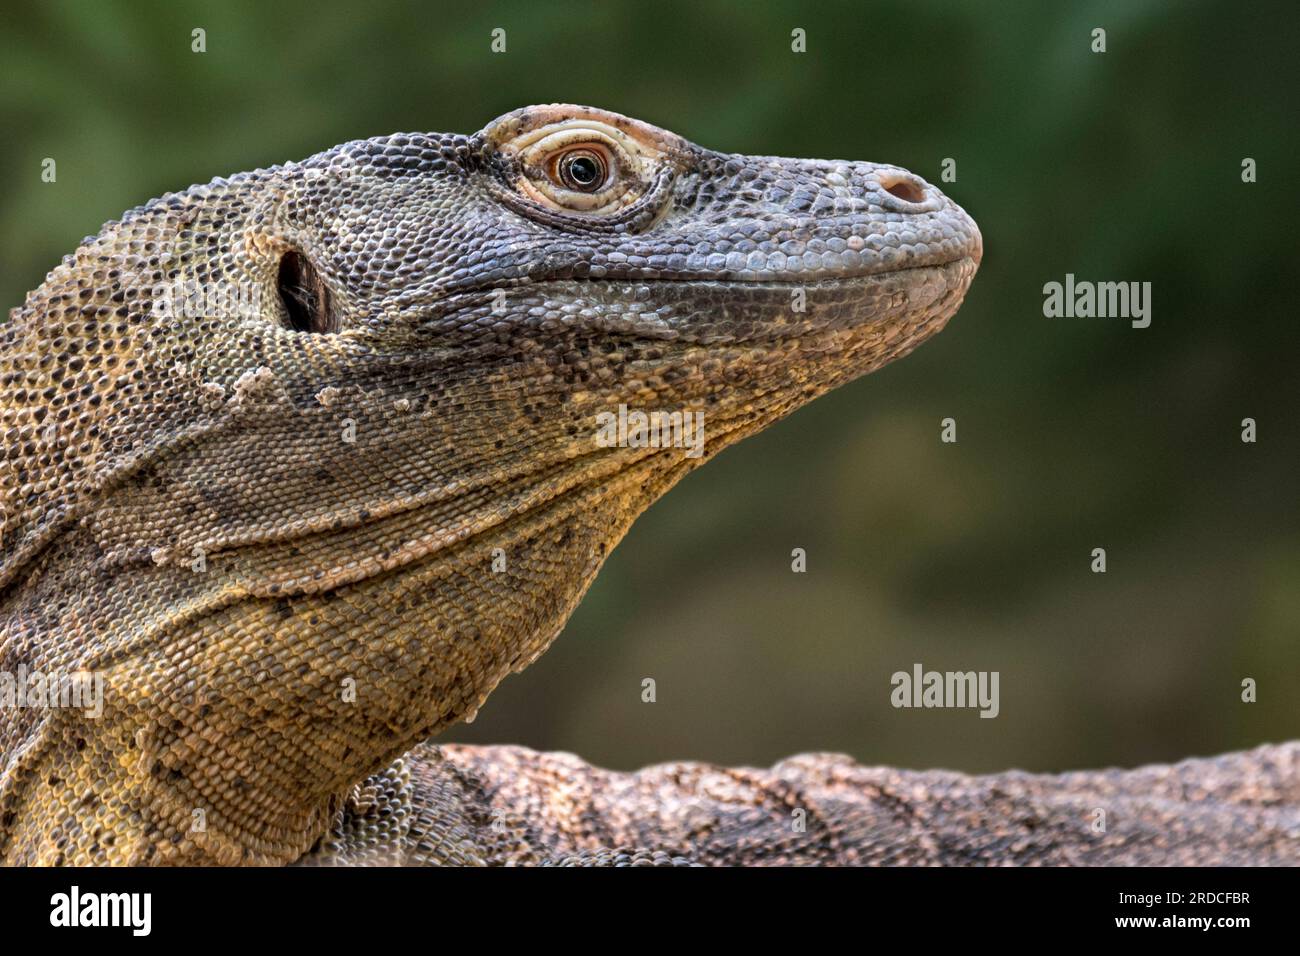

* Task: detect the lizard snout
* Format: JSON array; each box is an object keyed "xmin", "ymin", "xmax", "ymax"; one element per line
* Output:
[{"xmin": 877, "ymin": 167, "xmax": 984, "ymax": 270}]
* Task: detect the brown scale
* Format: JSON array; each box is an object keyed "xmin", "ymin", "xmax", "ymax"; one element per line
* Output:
[{"xmin": 3, "ymin": 105, "xmax": 1287, "ymax": 867}]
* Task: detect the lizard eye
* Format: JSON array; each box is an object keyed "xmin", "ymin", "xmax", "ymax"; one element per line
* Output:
[
  {"xmin": 507, "ymin": 128, "xmax": 645, "ymax": 214},
  {"xmin": 552, "ymin": 148, "xmax": 608, "ymax": 192},
  {"xmin": 277, "ymin": 250, "xmax": 338, "ymax": 334},
  {"xmin": 486, "ymin": 114, "xmax": 679, "ymax": 222}
]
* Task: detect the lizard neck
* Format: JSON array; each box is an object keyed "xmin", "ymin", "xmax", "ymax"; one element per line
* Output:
[{"xmin": 0, "ymin": 456, "xmax": 687, "ymax": 864}]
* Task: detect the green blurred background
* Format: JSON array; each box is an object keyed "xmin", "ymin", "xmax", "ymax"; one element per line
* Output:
[{"xmin": 3, "ymin": 0, "xmax": 1296, "ymax": 774}]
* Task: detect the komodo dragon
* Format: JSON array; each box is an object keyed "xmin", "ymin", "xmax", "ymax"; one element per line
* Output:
[{"xmin": 1, "ymin": 105, "xmax": 1296, "ymax": 866}]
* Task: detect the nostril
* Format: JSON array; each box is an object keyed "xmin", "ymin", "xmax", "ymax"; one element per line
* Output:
[{"xmin": 878, "ymin": 174, "xmax": 926, "ymax": 204}]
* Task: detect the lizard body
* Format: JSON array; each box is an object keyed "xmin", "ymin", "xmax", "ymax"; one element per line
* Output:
[
  {"xmin": 312, "ymin": 741, "xmax": 1300, "ymax": 866},
  {"xmin": 1, "ymin": 105, "xmax": 1293, "ymax": 866}
]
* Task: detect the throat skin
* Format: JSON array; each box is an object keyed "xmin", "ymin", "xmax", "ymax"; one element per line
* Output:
[
  {"xmin": 0, "ymin": 278, "xmax": 949, "ymax": 864},
  {"xmin": 2, "ymin": 458, "xmax": 667, "ymax": 863},
  {"xmin": 0, "ymin": 105, "xmax": 982, "ymax": 864}
]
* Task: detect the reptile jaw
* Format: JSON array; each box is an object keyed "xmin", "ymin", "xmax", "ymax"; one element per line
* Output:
[{"xmin": 0, "ymin": 105, "xmax": 984, "ymax": 865}]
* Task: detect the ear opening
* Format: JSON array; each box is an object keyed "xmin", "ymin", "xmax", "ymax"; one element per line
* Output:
[{"xmin": 277, "ymin": 250, "xmax": 338, "ymax": 333}]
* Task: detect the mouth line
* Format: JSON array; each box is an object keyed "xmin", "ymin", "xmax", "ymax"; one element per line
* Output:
[
  {"xmin": 406, "ymin": 256, "xmax": 978, "ymax": 342},
  {"xmin": 557, "ymin": 254, "xmax": 978, "ymax": 289},
  {"xmin": 683, "ymin": 254, "xmax": 977, "ymax": 287},
  {"xmin": 426, "ymin": 254, "xmax": 977, "ymax": 308},
  {"xmin": 607, "ymin": 257, "xmax": 972, "ymax": 349}
]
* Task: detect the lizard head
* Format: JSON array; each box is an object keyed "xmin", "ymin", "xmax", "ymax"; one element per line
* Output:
[{"xmin": 0, "ymin": 105, "xmax": 979, "ymax": 863}]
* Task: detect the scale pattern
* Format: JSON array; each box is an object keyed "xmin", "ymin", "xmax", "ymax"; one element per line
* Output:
[
  {"xmin": 310, "ymin": 742, "xmax": 1300, "ymax": 865},
  {"xmin": 5, "ymin": 105, "xmax": 1276, "ymax": 867}
]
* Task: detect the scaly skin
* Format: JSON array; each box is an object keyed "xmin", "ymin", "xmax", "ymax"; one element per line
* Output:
[
  {"xmin": 306, "ymin": 742, "xmax": 1300, "ymax": 866},
  {"xmin": 2, "ymin": 105, "xmax": 1292, "ymax": 866}
]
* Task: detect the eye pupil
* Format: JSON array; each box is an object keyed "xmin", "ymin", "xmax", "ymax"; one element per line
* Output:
[
  {"xmin": 559, "ymin": 151, "xmax": 605, "ymax": 191},
  {"xmin": 569, "ymin": 157, "xmax": 598, "ymax": 184}
]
